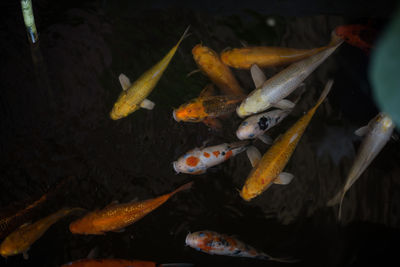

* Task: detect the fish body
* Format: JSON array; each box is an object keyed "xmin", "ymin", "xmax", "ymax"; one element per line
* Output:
[
  {"xmin": 69, "ymin": 182, "xmax": 193, "ymax": 235},
  {"xmin": 185, "ymin": 231, "xmax": 295, "ymax": 262},
  {"xmin": 173, "ymin": 141, "xmax": 250, "ymax": 175},
  {"xmin": 192, "ymin": 44, "xmax": 245, "ymax": 96},
  {"xmin": 61, "ymin": 259, "xmax": 193, "ymax": 267},
  {"xmin": 110, "ymin": 26, "xmax": 190, "ymax": 120},
  {"xmin": 327, "ymin": 113, "xmax": 394, "ymax": 220},
  {"xmin": 220, "ymin": 46, "xmax": 329, "ymax": 69},
  {"xmin": 0, "ymin": 207, "xmax": 82, "ymax": 258},
  {"xmin": 236, "ymin": 109, "xmax": 291, "ymax": 140},
  {"xmin": 335, "ymin": 24, "xmax": 377, "ymax": 53},
  {"xmin": 240, "ymin": 80, "xmax": 333, "ymax": 201},
  {"xmin": 236, "ymin": 33, "xmax": 342, "ymax": 118},
  {"xmin": 173, "ymin": 94, "xmax": 244, "ymax": 123}
]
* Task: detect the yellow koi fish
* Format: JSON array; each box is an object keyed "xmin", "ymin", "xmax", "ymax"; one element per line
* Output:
[
  {"xmin": 0, "ymin": 207, "xmax": 83, "ymax": 259},
  {"xmin": 110, "ymin": 26, "xmax": 190, "ymax": 120},
  {"xmin": 240, "ymin": 80, "xmax": 333, "ymax": 201}
]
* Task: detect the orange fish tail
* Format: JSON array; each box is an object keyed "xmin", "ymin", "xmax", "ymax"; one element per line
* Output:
[{"xmin": 171, "ymin": 181, "xmax": 194, "ymax": 196}]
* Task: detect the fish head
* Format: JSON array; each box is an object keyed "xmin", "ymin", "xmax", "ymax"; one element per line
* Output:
[
  {"xmin": 185, "ymin": 231, "xmax": 210, "ymax": 248},
  {"xmin": 173, "ymin": 151, "xmax": 206, "ymax": 175},
  {"xmin": 374, "ymin": 113, "xmax": 395, "ymax": 133},
  {"xmin": 0, "ymin": 236, "xmax": 20, "ymax": 257},
  {"xmin": 110, "ymin": 92, "xmax": 139, "ymax": 120},
  {"xmin": 236, "ymin": 119, "xmax": 257, "ymax": 140},
  {"xmin": 239, "ymin": 183, "xmax": 261, "ymax": 202},
  {"xmin": 172, "ymin": 99, "xmax": 207, "ymax": 122},
  {"xmin": 69, "ymin": 215, "xmax": 95, "ymax": 235},
  {"xmin": 192, "ymin": 44, "xmax": 218, "ymax": 65}
]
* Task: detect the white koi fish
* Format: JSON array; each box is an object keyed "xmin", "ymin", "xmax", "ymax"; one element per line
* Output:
[
  {"xmin": 173, "ymin": 141, "xmax": 250, "ymax": 175},
  {"xmin": 327, "ymin": 113, "xmax": 395, "ymax": 220},
  {"xmin": 236, "ymin": 109, "xmax": 292, "ymax": 142},
  {"xmin": 236, "ymin": 33, "xmax": 342, "ymax": 118},
  {"xmin": 185, "ymin": 230, "xmax": 297, "ymax": 262}
]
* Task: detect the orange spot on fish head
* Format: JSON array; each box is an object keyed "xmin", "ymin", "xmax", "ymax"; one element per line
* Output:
[
  {"xmin": 212, "ymin": 151, "xmax": 220, "ymax": 157},
  {"xmin": 203, "ymin": 152, "xmax": 210, "ymax": 158},
  {"xmin": 225, "ymin": 150, "xmax": 233, "ymax": 160},
  {"xmin": 186, "ymin": 156, "xmax": 200, "ymax": 167}
]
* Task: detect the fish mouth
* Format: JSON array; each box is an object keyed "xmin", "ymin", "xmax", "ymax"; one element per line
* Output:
[
  {"xmin": 236, "ymin": 105, "xmax": 247, "ymax": 118},
  {"xmin": 172, "ymin": 161, "xmax": 180, "ymax": 173},
  {"xmin": 185, "ymin": 233, "xmax": 193, "ymax": 246},
  {"xmin": 172, "ymin": 110, "xmax": 180, "ymax": 122}
]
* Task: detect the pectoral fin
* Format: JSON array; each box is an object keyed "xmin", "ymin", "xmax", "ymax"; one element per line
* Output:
[
  {"xmin": 119, "ymin": 73, "xmax": 131, "ymax": 91},
  {"xmin": 250, "ymin": 64, "xmax": 267, "ymax": 88},
  {"xmin": 246, "ymin": 146, "xmax": 262, "ymax": 167},
  {"xmin": 272, "ymin": 99, "xmax": 295, "ymax": 110},
  {"xmin": 199, "ymin": 84, "xmax": 215, "ymax": 97},
  {"xmin": 354, "ymin": 125, "xmax": 368, "ymax": 136},
  {"xmin": 273, "ymin": 172, "xmax": 294, "ymax": 185},
  {"xmin": 140, "ymin": 99, "xmax": 155, "ymax": 110},
  {"xmin": 258, "ymin": 134, "xmax": 273, "ymax": 145}
]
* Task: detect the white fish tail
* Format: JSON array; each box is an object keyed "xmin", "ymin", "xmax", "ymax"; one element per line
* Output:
[
  {"xmin": 315, "ymin": 79, "xmax": 334, "ymax": 108},
  {"xmin": 261, "ymin": 253, "xmax": 300, "ymax": 263}
]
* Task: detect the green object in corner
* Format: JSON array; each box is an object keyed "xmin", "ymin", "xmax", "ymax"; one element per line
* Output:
[{"xmin": 370, "ymin": 6, "xmax": 400, "ymax": 129}]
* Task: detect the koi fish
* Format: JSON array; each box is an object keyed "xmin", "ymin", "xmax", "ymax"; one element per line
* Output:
[
  {"xmin": 335, "ymin": 24, "xmax": 377, "ymax": 53},
  {"xmin": 236, "ymin": 32, "xmax": 342, "ymax": 118},
  {"xmin": 172, "ymin": 94, "xmax": 244, "ymax": 123},
  {"xmin": 192, "ymin": 44, "xmax": 245, "ymax": 96},
  {"xmin": 236, "ymin": 109, "xmax": 292, "ymax": 142},
  {"xmin": 109, "ymin": 26, "xmax": 190, "ymax": 120},
  {"xmin": 220, "ymin": 43, "xmax": 332, "ymax": 69},
  {"xmin": 240, "ymin": 80, "xmax": 333, "ymax": 201},
  {"xmin": 0, "ymin": 207, "xmax": 83, "ymax": 259},
  {"xmin": 0, "ymin": 176, "xmax": 73, "ymax": 239},
  {"xmin": 185, "ymin": 230, "xmax": 296, "ymax": 262},
  {"xmin": 173, "ymin": 141, "xmax": 250, "ymax": 175},
  {"xmin": 69, "ymin": 182, "xmax": 193, "ymax": 235},
  {"xmin": 61, "ymin": 259, "xmax": 193, "ymax": 267},
  {"xmin": 327, "ymin": 113, "xmax": 394, "ymax": 220}
]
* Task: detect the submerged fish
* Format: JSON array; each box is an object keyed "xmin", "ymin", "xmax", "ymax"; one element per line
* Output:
[
  {"xmin": 236, "ymin": 33, "xmax": 342, "ymax": 118},
  {"xmin": 335, "ymin": 24, "xmax": 377, "ymax": 53},
  {"xmin": 240, "ymin": 80, "xmax": 333, "ymax": 201},
  {"xmin": 185, "ymin": 230, "xmax": 296, "ymax": 262},
  {"xmin": 327, "ymin": 113, "xmax": 394, "ymax": 220},
  {"xmin": 110, "ymin": 26, "xmax": 190, "ymax": 120},
  {"xmin": 220, "ymin": 43, "xmax": 332, "ymax": 69},
  {"xmin": 69, "ymin": 182, "xmax": 193, "ymax": 235},
  {"xmin": 61, "ymin": 259, "xmax": 193, "ymax": 267},
  {"xmin": 173, "ymin": 141, "xmax": 250, "ymax": 175},
  {"xmin": 236, "ymin": 109, "xmax": 292, "ymax": 142},
  {"xmin": 192, "ymin": 44, "xmax": 245, "ymax": 96},
  {"xmin": 0, "ymin": 207, "xmax": 83, "ymax": 259}
]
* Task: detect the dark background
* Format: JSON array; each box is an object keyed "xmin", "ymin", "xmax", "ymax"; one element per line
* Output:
[{"xmin": 1, "ymin": 0, "xmax": 400, "ymax": 266}]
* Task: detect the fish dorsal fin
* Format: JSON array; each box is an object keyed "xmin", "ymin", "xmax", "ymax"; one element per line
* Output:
[
  {"xmin": 105, "ymin": 200, "xmax": 119, "ymax": 209},
  {"xmin": 140, "ymin": 99, "xmax": 155, "ymax": 110},
  {"xmin": 354, "ymin": 125, "xmax": 369, "ymax": 137},
  {"xmin": 274, "ymin": 172, "xmax": 294, "ymax": 185},
  {"xmin": 119, "ymin": 73, "xmax": 131, "ymax": 91},
  {"xmin": 250, "ymin": 64, "xmax": 267, "ymax": 88},
  {"xmin": 246, "ymin": 146, "xmax": 262, "ymax": 167}
]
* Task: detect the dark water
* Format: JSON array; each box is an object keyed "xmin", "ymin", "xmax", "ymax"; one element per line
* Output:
[{"xmin": 1, "ymin": 0, "xmax": 400, "ymax": 266}]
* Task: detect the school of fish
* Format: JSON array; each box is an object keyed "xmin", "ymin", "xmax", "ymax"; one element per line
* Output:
[{"xmin": 1, "ymin": 21, "xmax": 396, "ymax": 266}]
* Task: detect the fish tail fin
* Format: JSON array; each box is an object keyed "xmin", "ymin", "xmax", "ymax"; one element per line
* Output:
[
  {"xmin": 230, "ymin": 140, "xmax": 251, "ymax": 149},
  {"xmin": 329, "ymin": 30, "xmax": 344, "ymax": 47},
  {"xmin": 176, "ymin": 25, "xmax": 191, "ymax": 48},
  {"xmin": 337, "ymin": 191, "xmax": 346, "ymax": 221},
  {"xmin": 261, "ymin": 253, "xmax": 300, "ymax": 263},
  {"xmin": 171, "ymin": 181, "xmax": 194, "ymax": 195},
  {"xmin": 314, "ymin": 79, "xmax": 334, "ymax": 109},
  {"xmin": 326, "ymin": 189, "xmax": 346, "ymax": 221}
]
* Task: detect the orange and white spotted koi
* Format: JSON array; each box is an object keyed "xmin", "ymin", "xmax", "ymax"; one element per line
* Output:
[
  {"xmin": 185, "ymin": 231, "xmax": 297, "ymax": 262},
  {"xmin": 173, "ymin": 141, "xmax": 250, "ymax": 175}
]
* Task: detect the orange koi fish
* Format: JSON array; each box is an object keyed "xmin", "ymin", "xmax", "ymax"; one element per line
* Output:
[
  {"xmin": 185, "ymin": 231, "xmax": 296, "ymax": 262},
  {"xmin": 69, "ymin": 182, "xmax": 193, "ymax": 235},
  {"xmin": 0, "ymin": 207, "xmax": 83, "ymax": 259},
  {"xmin": 220, "ymin": 44, "xmax": 331, "ymax": 69},
  {"xmin": 240, "ymin": 80, "xmax": 333, "ymax": 201},
  {"xmin": 335, "ymin": 24, "xmax": 377, "ymax": 53},
  {"xmin": 0, "ymin": 176, "xmax": 73, "ymax": 239},
  {"xmin": 192, "ymin": 44, "xmax": 245, "ymax": 96},
  {"xmin": 61, "ymin": 259, "xmax": 193, "ymax": 267}
]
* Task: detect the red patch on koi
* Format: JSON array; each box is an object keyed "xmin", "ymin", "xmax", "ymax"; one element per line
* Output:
[
  {"xmin": 186, "ymin": 156, "xmax": 200, "ymax": 167},
  {"xmin": 203, "ymin": 152, "xmax": 210, "ymax": 158},
  {"xmin": 213, "ymin": 151, "xmax": 220, "ymax": 157},
  {"xmin": 225, "ymin": 150, "xmax": 233, "ymax": 160}
]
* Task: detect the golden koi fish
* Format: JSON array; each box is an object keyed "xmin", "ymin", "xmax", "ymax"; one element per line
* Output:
[
  {"xmin": 0, "ymin": 207, "xmax": 83, "ymax": 259},
  {"xmin": 327, "ymin": 113, "xmax": 394, "ymax": 220},
  {"xmin": 69, "ymin": 182, "xmax": 193, "ymax": 235},
  {"xmin": 192, "ymin": 44, "xmax": 245, "ymax": 96},
  {"xmin": 110, "ymin": 26, "xmax": 190, "ymax": 120},
  {"xmin": 221, "ymin": 45, "xmax": 331, "ymax": 69},
  {"xmin": 240, "ymin": 80, "xmax": 333, "ymax": 201}
]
